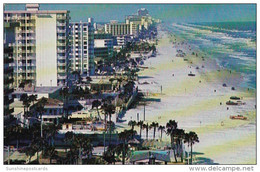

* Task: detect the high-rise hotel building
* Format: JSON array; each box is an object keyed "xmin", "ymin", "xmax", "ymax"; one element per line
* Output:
[
  {"xmin": 69, "ymin": 18, "xmax": 95, "ymax": 75},
  {"xmin": 4, "ymin": 4, "xmax": 70, "ymax": 87},
  {"xmin": 105, "ymin": 21, "xmax": 130, "ymax": 36}
]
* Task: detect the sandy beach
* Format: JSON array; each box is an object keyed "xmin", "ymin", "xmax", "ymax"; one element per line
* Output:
[{"xmin": 116, "ymin": 28, "xmax": 256, "ymax": 164}]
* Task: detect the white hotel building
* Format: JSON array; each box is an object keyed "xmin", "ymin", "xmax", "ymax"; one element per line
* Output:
[
  {"xmin": 4, "ymin": 4, "xmax": 70, "ymax": 87},
  {"xmin": 69, "ymin": 18, "xmax": 95, "ymax": 75}
]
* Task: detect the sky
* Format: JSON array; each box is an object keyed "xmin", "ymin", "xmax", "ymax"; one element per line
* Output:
[{"xmin": 4, "ymin": 4, "xmax": 256, "ymax": 23}]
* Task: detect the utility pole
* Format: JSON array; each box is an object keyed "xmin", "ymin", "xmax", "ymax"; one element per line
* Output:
[
  {"xmin": 137, "ymin": 113, "xmax": 139, "ymax": 122},
  {"xmin": 41, "ymin": 115, "xmax": 43, "ymax": 138},
  {"xmin": 8, "ymin": 146, "xmax": 10, "ymax": 165},
  {"xmin": 103, "ymin": 132, "xmax": 106, "ymax": 155},
  {"xmin": 143, "ymin": 104, "xmax": 146, "ymax": 121}
]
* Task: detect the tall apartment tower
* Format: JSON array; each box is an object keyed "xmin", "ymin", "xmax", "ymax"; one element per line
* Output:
[
  {"xmin": 4, "ymin": 46, "xmax": 14, "ymax": 120},
  {"xmin": 69, "ymin": 18, "xmax": 95, "ymax": 75},
  {"xmin": 138, "ymin": 8, "xmax": 149, "ymax": 16},
  {"xmin": 105, "ymin": 22, "xmax": 130, "ymax": 36},
  {"xmin": 4, "ymin": 4, "xmax": 70, "ymax": 87},
  {"xmin": 4, "ymin": 22, "xmax": 19, "ymax": 120}
]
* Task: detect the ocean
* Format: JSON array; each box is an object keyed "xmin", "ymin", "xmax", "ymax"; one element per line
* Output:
[{"xmin": 167, "ymin": 21, "xmax": 256, "ymax": 89}]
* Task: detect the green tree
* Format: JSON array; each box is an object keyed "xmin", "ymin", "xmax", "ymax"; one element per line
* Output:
[
  {"xmin": 158, "ymin": 125, "xmax": 165, "ymax": 141},
  {"xmin": 166, "ymin": 120, "xmax": 178, "ymax": 162},
  {"xmin": 128, "ymin": 120, "xmax": 137, "ymax": 131},
  {"xmin": 184, "ymin": 131, "xmax": 199, "ymax": 165},
  {"xmin": 60, "ymin": 87, "xmax": 69, "ymax": 118},
  {"xmin": 92, "ymin": 99, "xmax": 102, "ymax": 120},
  {"xmin": 35, "ymin": 97, "xmax": 48, "ymax": 138},
  {"xmin": 142, "ymin": 123, "xmax": 149, "ymax": 140},
  {"xmin": 137, "ymin": 120, "xmax": 144, "ymax": 138},
  {"xmin": 118, "ymin": 129, "xmax": 132, "ymax": 164},
  {"xmin": 103, "ymin": 104, "xmax": 116, "ymax": 146},
  {"xmin": 149, "ymin": 122, "xmax": 159, "ymax": 140}
]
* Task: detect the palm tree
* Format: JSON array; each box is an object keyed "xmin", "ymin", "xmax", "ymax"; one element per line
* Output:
[
  {"xmin": 84, "ymin": 87, "xmax": 92, "ymax": 104},
  {"xmin": 175, "ymin": 129, "xmax": 185, "ymax": 162},
  {"xmin": 28, "ymin": 136, "xmax": 46, "ymax": 163},
  {"xmin": 166, "ymin": 120, "xmax": 178, "ymax": 163},
  {"xmin": 20, "ymin": 94, "xmax": 31, "ymax": 126},
  {"xmin": 151, "ymin": 44, "xmax": 156, "ymax": 54},
  {"xmin": 128, "ymin": 120, "xmax": 137, "ymax": 131},
  {"xmin": 65, "ymin": 132, "xmax": 93, "ymax": 164},
  {"xmin": 12, "ymin": 124, "xmax": 23, "ymax": 148},
  {"xmin": 92, "ymin": 100, "xmax": 102, "ymax": 120},
  {"xmin": 103, "ymin": 145, "xmax": 116, "ymax": 164},
  {"xmin": 116, "ymin": 78, "xmax": 123, "ymax": 90},
  {"xmin": 24, "ymin": 144, "xmax": 38, "ymax": 163},
  {"xmin": 184, "ymin": 131, "xmax": 199, "ymax": 164},
  {"xmin": 44, "ymin": 123, "xmax": 60, "ymax": 146},
  {"xmin": 103, "ymin": 104, "xmax": 116, "ymax": 146},
  {"xmin": 118, "ymin": 129, "xmax": 132, "ymax": 164},
  {"xmin": 72, "ymin": 71, "xmax": 81, "ymax": 83},
  {"xmin": 29, "ymin": 94, "xmax": 37, "ymax": 107},
  {"xmin": 43, "ymin": 146, "xmax": 57, "ymax": 164},
  {"xmin": 36, "ymin": 97, "xmax": 48, "ymax": 138},
  {"xmin": 142, "ymin": 123, "xmax": 149, "ymax": 140},
  {"xmin": 149, "ymin": 122, "xmax": 159, "ymax": 140},
  {"xmin": 158, "ymin": 125, "xmax": 165, "ymax": 141},
  {"xmin": 109, "ymin": 78, "xmax": 116, "ymax": 89},
  {"xmin": 137, "ymin": 120, "xmax": 144, "ymax": 138},
  {"xmin": 60, "ymin": 87, "xmax": 69, "ymax": 118}
]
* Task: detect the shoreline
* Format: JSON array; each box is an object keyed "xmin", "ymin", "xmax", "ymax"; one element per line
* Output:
[{"xmin": 117, "ymin": 26, "xmax": 256, "ymax": 164}]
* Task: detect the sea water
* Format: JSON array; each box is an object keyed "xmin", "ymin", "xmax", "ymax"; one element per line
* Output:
[{"xmin": 167, "ymin": 22, "xmax": 256, "ymax": 89}]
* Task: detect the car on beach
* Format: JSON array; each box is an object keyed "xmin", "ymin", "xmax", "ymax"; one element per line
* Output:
[{"xmin": 230, "ymin": 115, "xmax": 247, "ymax": 120}]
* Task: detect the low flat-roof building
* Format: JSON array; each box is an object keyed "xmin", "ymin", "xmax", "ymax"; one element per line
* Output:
[
  {"xmin": 130, "ymin": 150, "xmax": 171, "ymax": 165},
  {"xmin": 12, "ymin": 86, "xmax": 62, "ymax": 100}
]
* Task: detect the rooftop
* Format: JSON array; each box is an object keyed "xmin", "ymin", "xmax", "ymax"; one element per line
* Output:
[
  {"xmin": 130, "ymin": 150, "xmax": 171, "ymax": 162},
  {"xmin": 14, "ymin": 86, "xmax": 62, "ymax": 94},
  {"xmin": 45, "ymin": 98, "xmax": 63, "ymax": 106},
  {"xmin": 4, "ymin": 10, "xmax": 69, "ymax": 14}
]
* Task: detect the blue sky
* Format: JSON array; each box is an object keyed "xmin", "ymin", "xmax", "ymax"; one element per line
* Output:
[{"xmin": 4, "ymin": 4, "xmax": 256, "ymax": 23}]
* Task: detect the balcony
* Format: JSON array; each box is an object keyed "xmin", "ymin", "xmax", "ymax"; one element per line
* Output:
[
  {"xmin": 16, "ymin": 36, "xmax": 26, "ymax": 40},
  {"xmin": 17, "ymin": 76, "xmax": 26, "ymax": 80},
  {"xmin": 26, "ymin": 30, "xmax": 35, "ymax": 33},
  {"xmin": 58, "ymin": 62, "xmax": 66, "ymax": 66},
  {"xmin": 26, "ymin": 76, "xmax": 35, "ymax": 80},
  {"xmin": 27, "ymin": 56, "xmax": 36, "ymax": 60},
  {"xmin": 58, "ymin": 75, "xmax": 67, "ymax": 79},
  {"xmin": 27, "ymin": 63, "xmax": 36, "ymax": 67},
  {"xmin": 17, "ymin": 29, "xmax": 27, "ymax": 33},
  {"xmin": 27, "ymin": 43, "xmax": 36, "ymax": 46},
  {"xmin": 57, "ymin": 22, "xmax": 66, "ymax": 27},
  {"xmin": 57, "ymin": 29, "xmax": 66, "ymax": 33},
  {"xmin": 27, "ymin": 36, "xmax": 35, "ymax": 40},
  {"xmin": 27, "ymin": 50, "xmax": 35, "ymax": 54},
  {"xmin": 26, "ymin": 23, "xmax": 35, "ymax": 27},
  {"xmin": 27, "ymin": 69, "xmax": 36, "ymax": 73},
  {"xmin": 57, "ymin": 36, "xmax": 66, "ymax": 40},
  {"xmin": 57, "ymin": 42, "xmax": 66, "ymax": 46},
  {"xmin": 57, "ymin": 15, "xmax": 67, "ymax": 20},
  {"xmin": 57, "ymin": 49, "xmax": 66, "ymax": 53}
]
